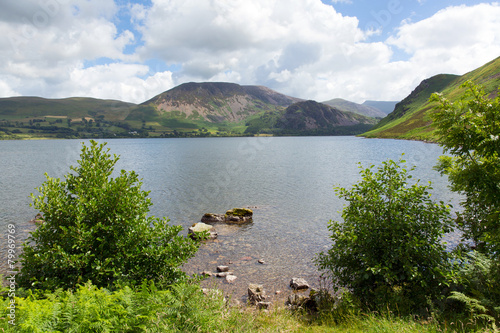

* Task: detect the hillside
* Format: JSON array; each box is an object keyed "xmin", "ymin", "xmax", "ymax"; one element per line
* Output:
[
  {"xmin": 0, "ymin": 96, "xmax": 135, "ymax": 121},
  {"xmin": 363, "ymin": 56, "xmax": 500, "ymax": 140},
  {"xmin": 322, "ymin": 98, "xmax": 387, "ymax": 118},
  {"xmin": 273, "ymin": 100, "xmax": 377, "ymax": 135}
]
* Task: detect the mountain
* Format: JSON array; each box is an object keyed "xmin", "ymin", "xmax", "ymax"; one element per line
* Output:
[
  {"xmin": 0, "ymin": 82, "xmax": 373, "ymax": 139},
  {"xmin": 272, "ymin": 100, "xmax": 377, "ymax": 135},
  {"xmin": 138, "ymin": 82, "xmax": 303, "ymax": 123},
  {"xmin": 322, "ymin": 98, "xmax": 387, "ymax": 118},
  {"xmin": 362, "ymin": 100, "xmax": 398, "ymax": 115},
  {"xmin": 363, "ymin": 56, "xmax": 500, "ymax": 141}
]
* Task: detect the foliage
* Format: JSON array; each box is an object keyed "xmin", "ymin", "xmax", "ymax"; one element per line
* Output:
[
  {"xmin": 447, "ymin": 251, "xmax": 500, "ymax": 327},
  {"xmin": 315, "ymin": 158, "xmax": 453, "ymax": 312},
  {"xmin": 430, "ymin": 80, "xmax": 500, "ymax": 329},
  {"xmin": 18, "ymin": 140, "xmax": 199, "ymax": 291},
  {"xmin": 431, "ymin": 80, "xmax": 500, "ymax": 254},
  {"xmin": 0, "ymin": 281, "xmax": 238, "ymax": 332},
  {"xmin": 0, "ymin": 280, "xmax": 448, "ymax": 333}
]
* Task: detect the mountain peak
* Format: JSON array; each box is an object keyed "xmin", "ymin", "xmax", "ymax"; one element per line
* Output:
[{"xmin": 142, "ymin": 82, "xmax": 302, "ymax": 123}]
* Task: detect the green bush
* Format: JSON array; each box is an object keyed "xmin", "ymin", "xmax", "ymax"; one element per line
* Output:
[
  {"xmin": 315, "ymin": 158, "xmax": 453, "ymax": 312},
  {"xmin": 18, "ymin": 140, "xmax": 199, "ymax": 291},
  {"xmin": 431, "ymin": 80, "xmax": 500, "ymax": 254}
]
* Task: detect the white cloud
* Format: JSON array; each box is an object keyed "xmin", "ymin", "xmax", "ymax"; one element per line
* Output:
[
  {"xmin": 137, "ymin": 0, "xmax": 369, "ymax": 100},
  {"xmin": 0, "ymin": 1, "xmax": 499, "ymax": 105},
  {"xmin": 66, "ymin": 64, "xmax": 174, "ymax": 103},
  {"xmin": 0, "ymin": 0, "xmax": 140, "ymax": 99},
  {"xmin": 388, "ymin": 3, "xmax": 500, "ymax": 77}
]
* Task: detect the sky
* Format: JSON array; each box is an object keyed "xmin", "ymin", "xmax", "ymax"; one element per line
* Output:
[{"xmin": 0, "ymin": 0, "xmax": 499, "ymax": 104}]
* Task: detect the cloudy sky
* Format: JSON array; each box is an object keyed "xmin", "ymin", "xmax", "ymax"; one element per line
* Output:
[{"xmin": 1, "ymin": 0, "xmax": 499, "ymax": 104}]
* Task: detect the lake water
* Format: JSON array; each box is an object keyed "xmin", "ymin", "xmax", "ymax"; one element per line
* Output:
[{"xmin": 0, "ymin": 136, "xmax": 461, "ymax": 302}]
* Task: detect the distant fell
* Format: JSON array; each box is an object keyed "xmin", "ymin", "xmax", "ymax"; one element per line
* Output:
[
  {"xmin": 363, "ymin": 56, "xmax": 500, "ymax": 141},
  {"xmin": 362, "ymin": 100, "xmax": 398, "ymax": 115},
  {"xmin": 273, "ymin": 100, "xmax": 377, "ymax": 135},
  {"xmin": 322, "ymin": 98, "xmax": 387, "ymax": 118}
]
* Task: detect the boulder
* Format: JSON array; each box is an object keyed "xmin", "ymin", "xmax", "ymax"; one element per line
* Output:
[
  {"xmin": 188, "ymin": 222, "xmax": 217, "ymax": 239},
  {"xmin": 215, "ymin": 272, "xmax": 233, "ymax": 278},
  {"xmin": 248, "ymin": 284, "xmax": 266, "ymax": 305},
  {"xmin": 201, "ymin": 213, "xmax": 225, "ymax": 223},
  {"xmin": 286, "ymin": 289, "xmax": 322, "ymax": 311},
  {"xmin": 217, "ymin": 265, "xmax": 229, "ymax": 272},
  {"xmin": 290, "ymin": 278, "xmax": 309, "ymax": 290},
  {"xmin": 225, "ymin": 208, "xmax": 253, "ymax": 224},
  {"xmin": 226, "ymin": 275, "xmax": 237, "ymax": 283}
]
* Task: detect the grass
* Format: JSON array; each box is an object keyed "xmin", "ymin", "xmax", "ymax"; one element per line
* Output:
[{"xmin": 1, "ymin": 280, "xmax": 494, "ymax": 332}]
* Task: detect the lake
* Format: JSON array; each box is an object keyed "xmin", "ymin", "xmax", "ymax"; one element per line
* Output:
[{"xmin": 0, "ymin": 136, "xmax": 461, "ymax": 302}]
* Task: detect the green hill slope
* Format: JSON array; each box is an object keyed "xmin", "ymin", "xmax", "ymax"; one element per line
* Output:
[
  {"xmin": 0, "ymin": 96, "xmax": 135, "ymax": 120},
  {"xmin": 363, "ymin": 56, "xmax": 500, "ymax": 141}
]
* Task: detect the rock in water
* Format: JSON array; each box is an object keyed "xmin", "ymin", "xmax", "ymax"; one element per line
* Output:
[
  {"xmin": 217, "ymin": 265, "xmax": 230, "ymax": 272},
  {"xmin": 188, "ymin": 222, "xmax": 217, "ymax": 239},
  {"xmin": 290, "ymin": 277, "xmax": 309, "ymax": 290},
  {"xmin": 226, "ymin": 275, "xmax": 237, "ymax": 283},
  {"xmin": 225, "ymin": 208, "xmax": 253, "ymax": 224},
  {"xmin": 201, "ymin": 213, "xmax": 225, "ymax": 223}
]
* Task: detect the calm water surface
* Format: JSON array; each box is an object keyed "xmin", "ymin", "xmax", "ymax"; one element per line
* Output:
[{"xmin": 0, "ymin": 137, "xmax": 461, "ymax": 302}]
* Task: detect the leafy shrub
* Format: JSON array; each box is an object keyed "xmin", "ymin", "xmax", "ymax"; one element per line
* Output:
[
  {"xmin": 315, "ymin": 158, "xmax": 453, "ymax": 312},
  {"xmin": 431, "ymin": 81, "xmax": 500, "ymax": 254},
  {"xmin": 18, "ymin": 140, "xmax": 199, "ymax": 291}
]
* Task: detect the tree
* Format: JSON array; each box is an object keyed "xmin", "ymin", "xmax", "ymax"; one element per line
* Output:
[
  {"xmin": 430, "ymin": 81, "xmax": 500, "ymax": 254},
  {"xmin": 315, "ymin": 158, "xmax": 453, "ymax": 310},
  {"xmin": 19, "ymin": 140, "xmax": 200, "ymax": 291}
]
